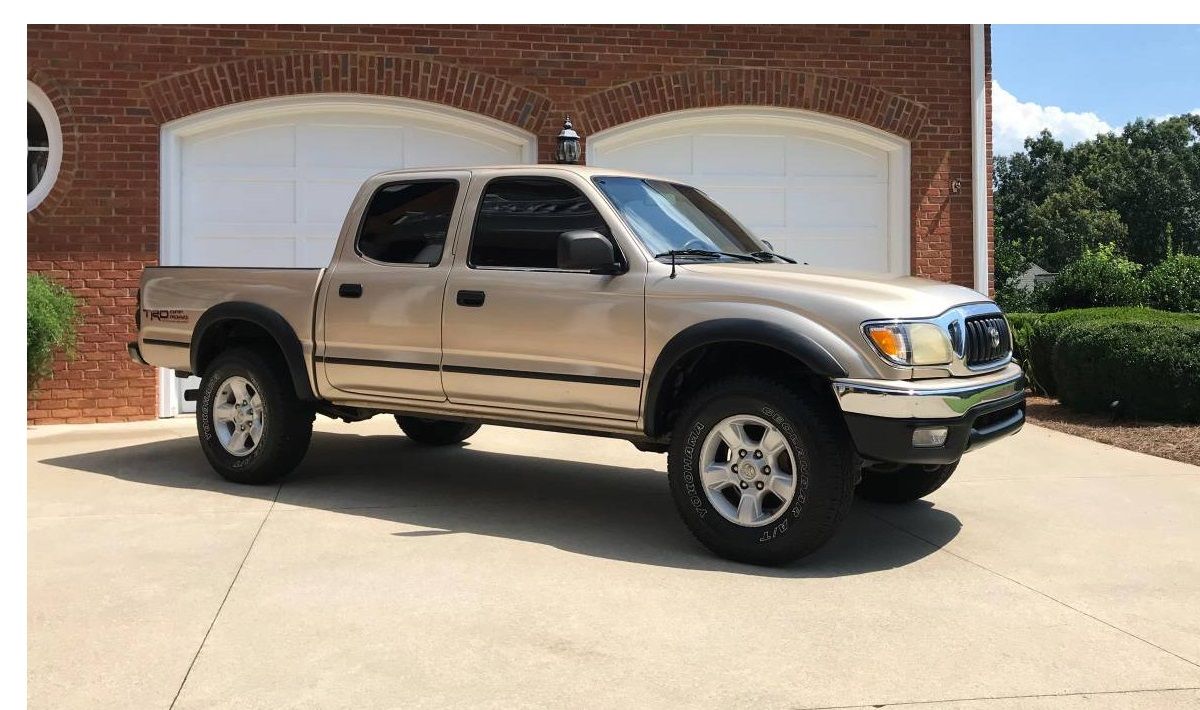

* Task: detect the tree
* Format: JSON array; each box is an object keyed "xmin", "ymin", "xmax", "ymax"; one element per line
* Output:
[
  {"xmin": 994, "ymin": 113, "xmax": 1200, "ymax": 286},
  {"xmin": 1028, "ymin": 177, "xmax": 1128, "ymax": 271}
]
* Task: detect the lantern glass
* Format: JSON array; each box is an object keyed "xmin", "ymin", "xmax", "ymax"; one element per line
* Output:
[{"xmin": 555, "ymin": 116, "xmax": 581, "ymax": 164}]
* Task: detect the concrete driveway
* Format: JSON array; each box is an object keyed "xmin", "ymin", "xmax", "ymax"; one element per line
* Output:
[{"xmin": 28, "ymin": 417, "xmax": 1200, "ymax": 709}]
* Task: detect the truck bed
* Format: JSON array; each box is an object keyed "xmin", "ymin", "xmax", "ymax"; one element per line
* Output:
[{"xmin": 138, "ymin": 267, "xmax": 324, "ymax": 373}]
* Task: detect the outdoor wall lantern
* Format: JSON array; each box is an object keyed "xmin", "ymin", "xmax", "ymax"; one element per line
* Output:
[{"xmin": 555, "ymin": 115, "xmax": 580, "ymax": 164}]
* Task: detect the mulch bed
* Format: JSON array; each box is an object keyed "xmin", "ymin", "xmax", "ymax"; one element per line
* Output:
[{"xmin": 1024, "ymin": 395, "xmax": 1200, "ymax": 468}]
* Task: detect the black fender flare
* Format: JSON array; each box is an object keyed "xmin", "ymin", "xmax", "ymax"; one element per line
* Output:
[
  {"xmin": 191, "ymin": 301, "xmax": 317, "ymax": 401},
  {"xmin": 643, "ymin": 318, "xmax": 847, "ymax": 438}
]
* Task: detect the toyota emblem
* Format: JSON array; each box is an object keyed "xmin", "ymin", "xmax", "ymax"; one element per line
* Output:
[{"xmin": 987, "ymin": 325, "xmax": 1001, "ymax": 348}]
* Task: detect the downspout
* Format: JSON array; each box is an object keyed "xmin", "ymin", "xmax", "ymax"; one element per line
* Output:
[{"xmin": 970, "ymin": 24, "xmax": 989, "ymax": 294}]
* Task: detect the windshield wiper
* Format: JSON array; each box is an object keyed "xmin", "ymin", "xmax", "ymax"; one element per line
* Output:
[
  {"xmin": 748, "ymin": 250, "xmax": 798, "ymax": 264},
  {"xmin": 655, "ymin": 249, "xmax": 766, "ymax": 279},
  {"xmin": 654, "ymin": 249, "xmax": 765, "ymax": 263}
]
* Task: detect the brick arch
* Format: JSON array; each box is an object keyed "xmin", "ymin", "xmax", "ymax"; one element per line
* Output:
[
  {"xmin": 141, "ymin": 52, "xmax": 554, "ymax": 133},
  {"xmin": 27, "ymin": 68, "xmax": 78, "ymax": 220},
  {"xmin": 573, "ymin": 67, "xmax": 927, "ymax": 141}
]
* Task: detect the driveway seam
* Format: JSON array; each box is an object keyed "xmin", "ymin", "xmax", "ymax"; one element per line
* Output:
[
  {"xmin": 867, "ymin": 510, "xmax": 1200, "ymax": 672},
  {"xmin": 794, "ymin": 684, "xmax": 1200, "ymax": 709},
  {"xmin": 168, "ymin": 483, "xmax": 282, "ymax": 710}
]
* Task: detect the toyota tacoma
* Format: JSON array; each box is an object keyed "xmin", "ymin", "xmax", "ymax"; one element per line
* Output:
[{"xmin": 130, "ymin": 165, "xmax": 1025, "ymax": 565}]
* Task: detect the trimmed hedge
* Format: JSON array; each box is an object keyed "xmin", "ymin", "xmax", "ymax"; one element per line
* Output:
[
  {"xmin": 1053, "ymin": 317, "xmax": 1200, "ymax": 422},
  {"xmin": 1008, "ymin": 308, "xmax": 1200, "ymax": 422},
  {"xmin": 1009, "ymin": 307, "xmax": 1197, "ymax": 397},
  {"xmin": 27, "ymin": 274, "xmax": 79, "ymax": 390}
]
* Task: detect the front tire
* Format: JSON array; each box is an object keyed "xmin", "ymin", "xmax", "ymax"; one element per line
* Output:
[
  {"xmin": 667, "ymin": 375, "xmax": 857, "ymax": 566},
  {"xmin": 855, "ymin": 463, "xmax": 958, "ymax": 503},
  {"xmin": 197, "ymin": 347, "xmax": 314, "ymax": 485},
  {"xmin": 395, "ymin": 416, "xmax": 481, "ymax": 446}
]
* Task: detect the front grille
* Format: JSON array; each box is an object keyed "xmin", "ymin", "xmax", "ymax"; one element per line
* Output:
[{"xmin": 963, "ymin": 314, "xmax": 1011, "ymax": 366}]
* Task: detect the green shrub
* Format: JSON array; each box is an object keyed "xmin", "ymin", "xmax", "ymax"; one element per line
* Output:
[
  {"xmin": 1015, "ymin": 307, "xmax": 1182, "ymax": 396},
  {"xmin": 1143, "ymin": 254, "xmax": 1200, "ymax": 313},
  {"xmin": 995, "ymin": 284, "xmax": 1048, "ymax": 313},
  {"xmin": 1053, "ymin": 316, "xmax": 1200, "ymax": 422},
  {"xmin": 27, "ymin": 274, "xmax": 79, "ymax": 389},
  {"xmin": 1043, "ymin": 244, "xmax": 1144, "ymax": 310}
]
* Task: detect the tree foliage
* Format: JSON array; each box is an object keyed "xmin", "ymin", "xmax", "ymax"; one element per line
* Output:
[{"xmin": 995, "ymin": 114, "xmax": 1200, "ymax": 291}]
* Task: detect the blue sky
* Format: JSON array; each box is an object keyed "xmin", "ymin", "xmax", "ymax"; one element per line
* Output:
[{"xmin": 992, "ymin": 25, "xmax": 1200, "ymax": 154}]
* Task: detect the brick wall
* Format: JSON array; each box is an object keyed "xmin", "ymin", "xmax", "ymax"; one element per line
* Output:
[{"xmin": 27, "ymin": 24, "xmax": 990, "ymax": 423}]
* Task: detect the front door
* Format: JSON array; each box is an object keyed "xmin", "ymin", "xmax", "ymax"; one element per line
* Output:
[
  {"xmin": 321, "ymin": 174, "xmax": 468, "ymax": 401},
  {"xmin": 442, "ymin": 174, "xmax": 645, "ymax": 420}
]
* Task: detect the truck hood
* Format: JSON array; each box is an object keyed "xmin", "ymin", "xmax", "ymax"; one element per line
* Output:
[{"xmin": 676, "ymin": 262, "xmax": 991, "ymax": 320}]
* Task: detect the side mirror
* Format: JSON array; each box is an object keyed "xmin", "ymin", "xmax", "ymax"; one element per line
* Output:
[{"xmin": 557, "ymin": 230, "xmax": 620, "ymax": 274}]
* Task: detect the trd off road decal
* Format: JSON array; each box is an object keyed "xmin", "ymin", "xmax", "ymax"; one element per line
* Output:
[
  {"xmin": 682, "ymin": 420, "xmax": 707, "ymax": 518},
  {"xmin": 142, "ymin": 308, "xmax": 188, "ymax": 323}
]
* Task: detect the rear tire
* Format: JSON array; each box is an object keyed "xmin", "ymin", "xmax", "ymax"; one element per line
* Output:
[
  {"xmin": 667, "ymin": 375, "xmax": 857, "ymax": 566},
  {"xmin": 395, "ymin": 416, "xmax": 481, "ymax": 446},
  {"xmin": 197, "ymin": 347, "xmax": 314, "ymax": 485},
  {"xmin": 855, "ymin": 463, "xmax": 958, "ymax": 503}
]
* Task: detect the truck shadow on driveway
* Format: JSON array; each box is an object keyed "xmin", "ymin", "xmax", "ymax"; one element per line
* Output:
[{"xmin": 40, "ymin": 431, "xmax": 962, "ymax": 578}]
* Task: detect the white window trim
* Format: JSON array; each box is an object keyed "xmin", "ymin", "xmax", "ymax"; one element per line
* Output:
[
  {"xmin": 28, "ymin": 81, "xmax": 63, "ymax": 212},
  {"xmin": 587, "ymin": 106, "xmax": 912, "ymax": 276}
]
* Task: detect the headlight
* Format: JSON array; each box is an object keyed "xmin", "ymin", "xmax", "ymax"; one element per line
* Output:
[{"xmin": 863, "ymin": 322, "xmax": 954, "ymax": 366}]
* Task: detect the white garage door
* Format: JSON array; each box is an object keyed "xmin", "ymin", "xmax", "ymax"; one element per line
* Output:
[
  {"xmin": 159, "ymin": 95, "xmax": 536, "ymax": 415},
  {"xmin": 588, "ymin": 108, "xmax": 910, "ymax": 274}
]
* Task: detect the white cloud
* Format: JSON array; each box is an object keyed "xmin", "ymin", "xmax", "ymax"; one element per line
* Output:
[
  {"xmin": 1150, "ymin": 109, "xmax": 1200, "ymax": 122},
  {"xmin": 993, "ymin": 82, "xmax": 1113, "ymax": 155}
]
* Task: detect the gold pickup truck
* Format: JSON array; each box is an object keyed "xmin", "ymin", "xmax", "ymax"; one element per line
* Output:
[{"xmin": 131, "ymin": 164, "xmax": 1024, "ymax": 565}]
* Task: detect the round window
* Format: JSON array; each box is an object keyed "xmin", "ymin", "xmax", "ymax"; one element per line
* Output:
[{"xmin": 28, "ymin": 81, "xmax": 62, "ymax": 212}]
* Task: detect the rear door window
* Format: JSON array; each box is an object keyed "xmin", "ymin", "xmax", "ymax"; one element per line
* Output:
[{"xmin": 357, "ymin": 180, "xmax": 459, "ymax": 265}]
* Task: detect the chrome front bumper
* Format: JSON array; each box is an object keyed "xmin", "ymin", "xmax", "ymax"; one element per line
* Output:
[{"xmin": 832, "ymin": 364, "xmax": 1026, "ymax": 420}]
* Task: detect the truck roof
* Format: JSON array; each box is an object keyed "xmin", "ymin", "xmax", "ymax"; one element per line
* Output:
[{"xmin": 367, "ymin": 164, "xmax": 664, "ymax": 182}]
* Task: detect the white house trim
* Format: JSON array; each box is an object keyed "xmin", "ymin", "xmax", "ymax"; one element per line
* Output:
[
  {"xmin": 27, "ymin": 80, "xmax": 63, "ymax": 213},
  {"xmin": 587, "ymin": 106, "xmax": 912, "ymax": 275},
  {"xmin": 971, "ymin": 25, "xmax": 989, "ymax": 295}
]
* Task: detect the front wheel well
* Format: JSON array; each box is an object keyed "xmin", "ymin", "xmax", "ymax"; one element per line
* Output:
[{"xmin": 647, "ymin": 341, "xmax": 838, "ymax": 439}]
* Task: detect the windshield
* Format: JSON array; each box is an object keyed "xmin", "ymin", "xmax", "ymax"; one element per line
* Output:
[{"xmin": 593, "ymin": 176, "xmax": 762, "ymax": 259}]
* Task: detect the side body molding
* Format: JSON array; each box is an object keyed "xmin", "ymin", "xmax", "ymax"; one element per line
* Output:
[
  {"xmin": 190, "ymin": 301, "xmax": 318, "ymax": 401},
  {"xmin": 643, "ymin": 318, "xmax": 847, "ymax": 437}
]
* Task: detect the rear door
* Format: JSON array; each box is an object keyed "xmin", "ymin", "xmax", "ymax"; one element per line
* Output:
[
  {"xmin": 441, "ymin": 172, "xmax": 646, "ymax": 420},
  {"xmin": 319, "ymin": 172, "xmax": 469, "ymax": 401}
]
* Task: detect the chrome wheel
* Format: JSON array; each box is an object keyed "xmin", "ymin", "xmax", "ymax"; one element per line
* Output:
[
  {"xmin": 699, "ymin": 414, "xmax": 798, "ymax": 527},
  {"xmin": 212, "ymin": 375, "xmax": 264, "ymax": 457}
]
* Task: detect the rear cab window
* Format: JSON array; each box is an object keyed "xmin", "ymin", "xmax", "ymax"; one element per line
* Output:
[{"xmin": 357, "ymin": 180, "xmax": 460, "ymax": 266}]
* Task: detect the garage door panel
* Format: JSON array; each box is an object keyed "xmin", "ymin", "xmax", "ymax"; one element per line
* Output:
[
  {"xmin": 595, "ymin": 134, "xmax": 693, "ymax": 175},
  {"xmin": 404, "ymin": 127, "xmax": 522, "ymax": 167},
  {"xmin": 701, "ymin": 186, "xmax": 787, "ymax": 229},
  {"xmin": 184, "ymin": 180, "xmax": 295, "ymax": 224},
  {"xmin": 183, "ymin": 237, "xmax": 298, "ymax": 267},
  {"xmin": 297, "ymin": 179, "xmax": 372, "ymax": 225},
  {"xmin": 788, "ymin": 137, "xmax": 888, "ymax": 178},
  {"xmin": 787, "ymin": 184, "xmax": 887, "ymax": 229},
  {"xmin": 693, "ymin": 135, "xmax": 786, "ymax": 175},
  {"xmin": 185, "ymin": 125, "xmax": 296, "ymax": 167},
  {"xmin": 295, "ymin": 124, "xmax": 405, "ymax": 168}
]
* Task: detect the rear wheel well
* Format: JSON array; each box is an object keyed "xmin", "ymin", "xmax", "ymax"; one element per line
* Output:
[
  {"xmin": 649, "ymin": 342, "xmax": 838, "ymax": 439},
  {"xmin": 194, "ymin": 320, "xmax": 290, "ymax": 385}
]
